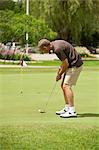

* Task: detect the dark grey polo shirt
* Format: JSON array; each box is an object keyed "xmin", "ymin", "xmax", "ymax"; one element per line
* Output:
[{"xmin": 51, "ymin": 40, "xmax": 83, "ymax": 68}]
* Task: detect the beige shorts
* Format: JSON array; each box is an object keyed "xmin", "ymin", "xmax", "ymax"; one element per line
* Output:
[{"xmin": 62, "ymin": 66, "xmax": 83, "ymax": 86}]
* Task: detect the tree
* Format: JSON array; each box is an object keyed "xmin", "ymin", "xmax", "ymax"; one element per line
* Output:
[
  {"xmin": 0, "ymin": 0, "xmax": 15, "ymax": 10},
  {"xmin": 11, "ymin": 14, "xmax": 57, "ymax": 45},
  {"xmin": 14, "ymin": 0, "xmax": 24, "ymax": 14},
  {"xmin": 0, "ymin": 10, "xmax": 57, "ymax": 46},
  {"xmin": 0, "ymin": 0, "xmax": 24, "ymax": 13},
  {"xmin": 29, "ymin": 0, "xmax": 99, "ymax": 46},
  {"xmin": 0, "ymin": 10, "xmax": 15, "ymax": 43},
  {"xmin": 1, "ymin": 0, "xmax": 99, "ymax": 46}
]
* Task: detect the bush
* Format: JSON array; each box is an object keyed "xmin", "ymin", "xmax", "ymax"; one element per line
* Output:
[
  {"xmin": 79, "ymin": 53, "xmax": 89, "ymax": 58},
  {"xmin": 22, "ymin": 55, "xmax": 31, "ymax": 61},
  {"xmin": 75, "ymin": 46, "xmax": 94, "ymax": 58},
  {"xmin": 0, "ymin": 50, "xmax": 31, "ymax": 61}
]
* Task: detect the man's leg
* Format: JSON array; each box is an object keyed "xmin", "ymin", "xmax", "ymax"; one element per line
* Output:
[
  {"xmin": 60, "ymin": 83, "xmax": 77, "ymax": 117},
  {"xmin": 56, "ymin": 82, "xmax": 69, "ymax": 115},
  {"xmin": 61, "ymin": 82, "xmax": 69, "ymax": 105},
  {"xmin": 62, "ymin": 83, "xmax": 74, "ymax": 107},
  {"xmin": 56, "ymin": 66, "xmax": 82, "ymax": 117},
  {"xmin": 60, "ymin": 67, "xmax": 83, "ymax": 118},
  {"xmin": 61, "ymin": 67, "xmax": 82, "ymax": 109}
]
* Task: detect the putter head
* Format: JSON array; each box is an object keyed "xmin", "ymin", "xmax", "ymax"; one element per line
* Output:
[{"xmin": 38, "ymin": 109, "xmax": 46, "ymax": 113}]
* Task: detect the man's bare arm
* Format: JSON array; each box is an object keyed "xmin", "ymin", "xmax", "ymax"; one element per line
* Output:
[
  {"xmin": 56, "ymin": 59, "xmax": 69, "ymax": 81},
  {"xmin": 58, "ymin": 59, "xmax": 69, "ymax": 76}
]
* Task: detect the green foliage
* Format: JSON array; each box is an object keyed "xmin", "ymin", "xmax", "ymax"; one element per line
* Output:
[
  {"xmin": 22, "ymin": 54, "xmax": 31, "ymax": 61},
  {"xmin": 0, "ymin": 0, "xmax": 23, "ymax": 13},
  {"xmin": 0, "ymin": 0, "xmax": 15, "ymax": 10},
  {"xmin": 79, "ymin": 53, "xmax": 89, "ymax": 58},
  {"xmin": 29, "ymin": 0, "xmax": 99, "ymax": 46},
  {"xmin": 14, "ymin": 0, "xmax": 23, "ymax": 14},
  {"xmin": 0, "ymin": 0, "xmax": 99, "ymax": 46},
  {"xmin": 0, "ymin": 11, "xmax": 57, "ymax": 46},
  {"xmin": 0, "ymin": 10, "xmax": 14, "ymax": 43}
]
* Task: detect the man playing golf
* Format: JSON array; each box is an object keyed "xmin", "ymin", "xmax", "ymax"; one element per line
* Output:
[{"xmin": 38, "ymin": 39, "xmax": 83, "ymax": 118}]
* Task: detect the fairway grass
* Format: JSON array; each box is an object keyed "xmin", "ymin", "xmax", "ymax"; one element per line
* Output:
[
  {"xmin": 0, "ymin": 67, "xmax": 99, "ymax": 150},
  {"xmin": 0, "ymin": 59, "xmax": 99, "ymax": 67}
]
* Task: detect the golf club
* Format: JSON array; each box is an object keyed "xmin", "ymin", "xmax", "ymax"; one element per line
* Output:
[{"xmin": 38, "ymin": 82, "xmax": 57, "ymax": 113}]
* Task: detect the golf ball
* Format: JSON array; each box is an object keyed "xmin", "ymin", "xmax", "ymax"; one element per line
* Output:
[{"xmin": 38, "ymin": 109, "xmax": 41, "ymax": 112}]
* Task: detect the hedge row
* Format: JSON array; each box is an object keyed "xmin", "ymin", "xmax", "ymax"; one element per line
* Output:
[{"xmin": 0, "ymin": 51, "xmax": 31, "ymax": 61}]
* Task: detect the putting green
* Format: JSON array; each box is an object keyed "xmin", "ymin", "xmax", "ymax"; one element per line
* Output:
[{"xmin": 0, "ymin": 67, "xmax": 99, "ymax": 150}]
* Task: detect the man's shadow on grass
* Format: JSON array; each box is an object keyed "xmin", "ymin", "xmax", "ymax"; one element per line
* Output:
[{"xmin": 77, "ymin": 113, "xmax": 99, "ymax": 118}]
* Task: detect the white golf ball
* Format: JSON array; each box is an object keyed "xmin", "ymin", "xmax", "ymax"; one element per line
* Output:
[{"xmin": 38, "ymin": 109, "xmax": 41, "ymax": 112}]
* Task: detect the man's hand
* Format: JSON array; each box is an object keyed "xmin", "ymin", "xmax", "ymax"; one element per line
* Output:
[
  {"xmin": 56, "ymin": 59, "xmax": 69, "ymax": 82},
  {"xmin": 56, "ymin": 74, "xmax": 62, "ymax": 81}
]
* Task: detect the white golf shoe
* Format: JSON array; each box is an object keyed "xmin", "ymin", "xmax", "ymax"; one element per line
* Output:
[
  {"xmin": 60, "ymin": 111, "xmax": 77, "ymax": 118},
  {"xmin": 56, "ymin": 107, "xmax": 67, "ymax": 115}
]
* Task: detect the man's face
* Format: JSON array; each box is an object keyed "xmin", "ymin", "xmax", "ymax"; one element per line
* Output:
[{"xmin": 40, "ymin": 45, "xmax": 50, "ymax": 53}]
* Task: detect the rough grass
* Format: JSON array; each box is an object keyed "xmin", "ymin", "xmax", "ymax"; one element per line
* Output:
[{"xmin": 0, "ymin": 125, "xmax": 99, "ymax": 150}]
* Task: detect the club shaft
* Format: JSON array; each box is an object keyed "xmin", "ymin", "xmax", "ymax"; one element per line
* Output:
[{"xmin": 43, "ymin": 82, "xmax": 57, "ymax": 111}]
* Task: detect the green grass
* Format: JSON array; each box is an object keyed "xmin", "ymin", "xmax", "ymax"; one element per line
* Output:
[
  {"xmin": 0, "ymin": 67, "xmax": 99, "ymax": 150},
  {"xmin": 0, "ymin": 59, "xmax": 99, "ymax": 67},
  {"xmin": 83, "ymin": 60, "xmax": 99, "ymax": 67}
]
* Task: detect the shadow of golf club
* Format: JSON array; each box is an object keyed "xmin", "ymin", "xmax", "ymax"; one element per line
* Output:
[{"xmin": 77, "ymin": 113, "xmax": 99, "ymax": 118}]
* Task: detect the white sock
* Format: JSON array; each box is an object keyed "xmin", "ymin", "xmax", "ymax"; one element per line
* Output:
[
  {"xmin": 65, "ymin": 104, "xmax": 69, "ymax": 111},
  {"xmin": 69, "ymin": 106, "xmax": 75, "ymax": 113}
]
